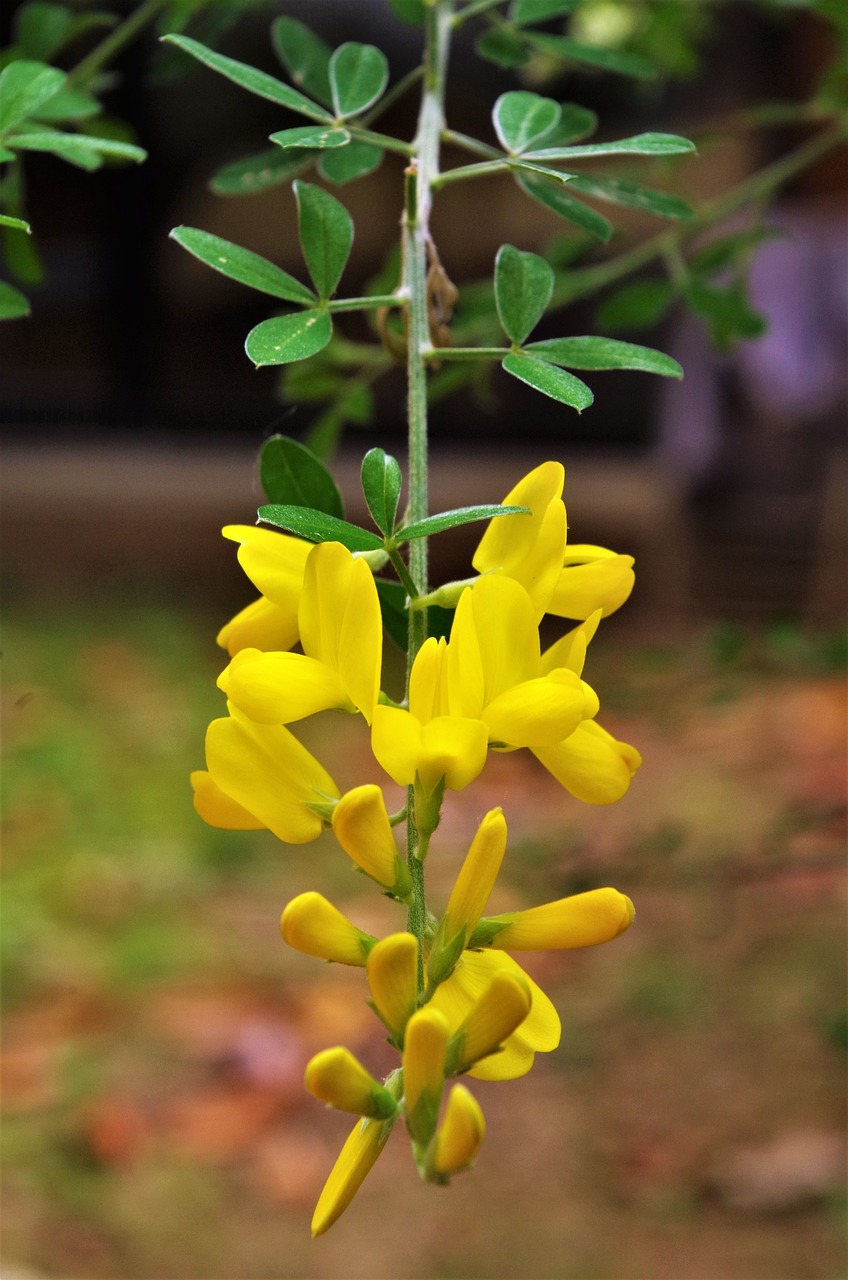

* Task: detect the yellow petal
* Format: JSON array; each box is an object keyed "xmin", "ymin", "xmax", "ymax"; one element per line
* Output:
[
  {"xmin": 216, "ymin": 595, "xmax": 300, "ymax": 657},
  {"xmin": 532, "ymin": 719, "xmax": 642, "ymax": 804},
  {"xmin": 311, "ymin": 1114, "xmax": 394, "ymax": 1237},
  {"xmin": 540, "ymin": 609, "xmax": 603, "ymax": 677},
  {"xmin": 371, "ymin": 707, "xmax": 488, "ymax": 793},
  {"xmin": 429, "ymin": 1083, "xmax": 485, "ymax": 1178},
  {"xmin": 280, "ymin": 892, "xmax": 376, "ymax": 965},
  {"xmin": 448, "ymin": 576, "xmax": 540, "ymax": 719},
  {"xmin": 403, "ymin": 1007, "xmax": 448, "ymax": 1145},
  {"xmin": 204, "ymin": 709, "xmax": 338, "ymax": 843},
  {"xmin": 190, "ymin": 770, "xmax": 264, "ymax": 830},
  {"xmin": 488, "ymin": 887, "xmax": 635, "ymax": 950},
  {"xmin": 305, "ymin": 1047, "xmax": 396, "ymax": 1119},
  {"xmin": 219, "ymin": 649, "xmax": 350, "ymax": 723},
  {"xmin": 222, "ymin": 525, "xmax": 311, "ymax": 609},
  {"xmin": 472, "ymin": 462, "xmax": 567, "ymax": 619},
  {"xmin": 448, "ymin": 972, "xmax": 531, "ymax": 1074},
  {"xmin": 366, "ymin": 933, "xmax": 419, "ymax": 1039},
  {"xmin": 408, "ymin": 636, "xmax": 450, "ymax": 722},
  {"xmin": 484, "ymin": 671, "xmax": 588, "ymax": 748},
  {"xmin": 442, "ymin": 808, "xmax": 507, "ymax": 942},
  {"xmin": 332, "ymin": 785, "xmax": 404, "ymax": 891},
  {"xmin": 549, "ymin": 550, "xmax": 635, "ymax": 620}
]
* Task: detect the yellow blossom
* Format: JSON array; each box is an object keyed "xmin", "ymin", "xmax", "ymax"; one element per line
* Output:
[
  {"xmin": 549, "ymin": 545, "xmax": 635, "ymax": 620},
  {"xmin": 403, "ymin": 1007, "xmax": 448, "ymax": 1146},
  {"xmin": 217, "ymin": 525, "xmax": 311, "ymax": 655},
  {"xmin": 532, "ymin": 719, "xmax": 642, "ymax": 804},
  {"xmin": 195, "ymin": 706, "xmax": 339, "ymax": 844},
  {"xmin": 428, "ymin": 808, "xmax": 507, "ymax": 985},
  {"xmin": 219, "ymin": 541, "xmax": 382, "ymax": 725},
  {"xmin": 470, "ymin": 886, "xmax": 635, "ymax": 950},
  {"xmin": 445, "ymin": 969, "xmax": 532, "ymax": 1075},
  {"xmin": 366, "ymin": 933, "xmax": 419, "ymax": 1041},
  {"xmin": 304, "ymin": 1047, "xmax": 397, "ymax": 1119},
  {"xmin": 427, "ymin": 1084, "xmax": 485, "ymax": 1181},
  {"xmin": 331, "ymin": 785, "xmax": 412, "ymax": 900},
  {"xmin": 281, "ymin": 892, "xmax": 377, "ymax": 965},
  {"xmin": 311, "ymin": 1113, "xmax": 396, "ymax": 1238}
]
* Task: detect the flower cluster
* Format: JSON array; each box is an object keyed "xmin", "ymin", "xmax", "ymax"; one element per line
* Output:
[{"xmin": 192, "ymin": 461, "xmax": 640, "ymax": 1235}]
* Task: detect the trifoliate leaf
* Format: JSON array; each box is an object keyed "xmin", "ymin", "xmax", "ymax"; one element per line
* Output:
[
  {"xmin": 396, "ymin": 505, "xmax": 529, "ymax": 542},
  {"xmin": 271, "ymin": 125, "xmax": 351, "ymax": 150},
  {"xmin": 595, "ymin": 280, "xmax": 675, "ymax": 332},
  {"xmin": 518, "ymin": 173, "xmax": 613, "ymax": 242},
  {"xmin": 510, "ymin": 0, "xmax": 578, "ymax": 24},
  {"xmin": 318, "ymin": 140, "xmax": 383, "ymax": 185},
  {"xmin": 525, "ymin": 32, "xmax": 658, "ymax": 79},
  {"xmin": 475, "ymin": 28, "xmax": 529, "ymax": 69},
  {"xmin": 567, "ymin": 173, "xmax": 692, "ymax": 220},
  {"xmin": 210, "ymin": 147, "xmax": 308, "ymax": 197}
]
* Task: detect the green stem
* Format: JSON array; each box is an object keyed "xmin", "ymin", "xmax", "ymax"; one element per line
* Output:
[
  {"xmin": 403, "ymin": 0, "xmax": 454, "ymax": 995},
  {"xmin": 349, "ymin": 127, "xmax": 415, "ymax": 157},
  {"xmin": 68, "ymin": 0, "xmax": 168, "ymax": 87},
  {"xmin": 453, "ymin": 0, "xmax": 505, "ymax": 24},
  {"xmin": 433, "ymin": 159, "xmax": 508, "ymax": 188},
  {"xmin": 328, "ymin": 294, "xmax": 405, "ymax": 314},
  {"xmin": 424, "ymin": 345, "xmax": 508, "ymax": 361},
  {"xmin": 385, "ymin": 545, "xmax": 421, "ymax": 601}
]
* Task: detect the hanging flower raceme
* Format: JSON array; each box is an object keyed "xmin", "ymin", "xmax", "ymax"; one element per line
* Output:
[{"xmin": 285, "ymin": 804, "xmax": 635, "ymax": 1231}]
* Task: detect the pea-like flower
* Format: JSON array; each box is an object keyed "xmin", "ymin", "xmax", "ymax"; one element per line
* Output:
[{"xmin": 216, "ymin": 525, "xmax": 312, "ymax": 656}]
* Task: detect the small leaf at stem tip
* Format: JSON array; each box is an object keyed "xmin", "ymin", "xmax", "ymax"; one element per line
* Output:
[
  {"xmin": 502, "ymin": 353, "xmax": 593, "ymax": 412},
  {"xmin": 294, "ymin": 180, "xmax": 354, "ymax": 300},
  {"xmin": 259, "ymin": 434, "xmax": 344, "ymax": 516},
  {"xmin": 494, "ymin": 244, "xmax": 554, "ymax": 345},
  {"xmin": 361, "ymin": 448, "xmax": 403, "ymax": 537},
  {"xmin": 329, "ymin": 42, "xmax": 389, "ymax": 118},
  {"xmin": 395, "ymin": 505, "xmax": 530, "ymax": 543},
  {"xmin": 170, "ymin": 227, "xmax": 316, "ymax": 304},
  {"xmin": 270, "ymin": 125, "xmax": 351, "ymax": 150},
  {"xmin": 245, "ymin": 309, "xmax": 333, "ymax": 366},
  {"xmin": 162, "ymin": 35, "xmax": 333, "ymax": 118},
  {"xmin": 257, "ymin": 505, "xmax": 384, "ymax": 552},
  {"xmin": 493, "ymin": 91, "xmax": 561, "ymax": 155},
  {"xmin": 525, "ymin": 337, "xmax": 682, "ymax": 378}
]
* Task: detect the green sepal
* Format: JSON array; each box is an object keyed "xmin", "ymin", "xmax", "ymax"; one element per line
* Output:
[
  {"xmin": 294, "ymin": 180, "xmax": 354, "ymax": 300},
  {"xmin": 405, "ymin": 1088, "xmax": 442, "ymax": 1148},
  {"xmin": 329, "ymin": 42, "xmax": 389, "ymax": 118},
  {"xmin": 426, "ymin": 922, "xmax": 467, "ymax": 990},
  {"xmin": 0, "ymin": 60, "xmax": 65, "ymax": 132},
  {"xmin": 361, "ymin": 447, "xmax": 403, "ymax": 537},
  {"xmin": 257, "ymin": 504, "xmax": 384, "ymax": 553},
  {"xmin": 395, "ymin": 504, "xmax": 529, "ymax": 544},
  {"xmin": 259, "ymin": 433, "xmax": 344, "ymax": 517},
  {"xmin": 502, "ymin": 352, "xmax": 594, "ymax": 411},
  {"xmin": 270, "ymin": 124, "xmax": 351, "ymax": 150},
  {"xmin": 518, "ymin": 173, "xmax": 613, "ymax": 243},
  {"xmin": 162, "ymin": 35, "xmax": 332, "ymax": 119},
  {"xmin": 525, "ymin": 336, "xmax": 682, "ymax": 378},
  {"xmin": 245, "ymin": 308, "xmax": 333, "ymax": 367},
  {"xmin": 494, "ymin": 243, "xmax": 554, "ymax": 344},
  {"xmin": 170, "ymin": 226, "xmax": 316, "ymax": 304},
  {"xmin": 492, "ymin": 90, "xmax": 561, "ymax": 155},
  {"xmin": 413, "ymin": 774, "xmax": 445, "ymax": 847},
  {"xmin": 466, "ymin": 916, "xmax": 515, "ymax": 949},
  {"xmin": 271, "ymin": 15, "xmax": 333, "ymax": 108},
  {"xmin": 369, "ymin": 1084, "xmax": 400, "ymax": 1121}
]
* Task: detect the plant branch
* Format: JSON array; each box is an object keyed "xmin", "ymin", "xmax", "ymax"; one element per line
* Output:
[{"xmin": 68, "ymin": 0, "xmax": 168, "ymax": 87}]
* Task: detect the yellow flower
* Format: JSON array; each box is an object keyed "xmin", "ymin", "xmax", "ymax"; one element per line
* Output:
[
  {"xmin": 217, "ymin": 525, "xmax": 312, "ymax": 655},
  {"xmin": 427, "ymin": 1084, "xmax": 485, "ymax": 1181},
  {"xmin": 366, "ymin": 933, "xmax": 419, "ymax": 1041},
  {"xmin": 304, "ymin": 1047, "xmax": 397, "ymax": 1119},
  {"xmin": 427, "ymin": 808, "xmax": 507, "ymax": 985},
  {"xmin": 472, "ymin": 460, "xmax": 567, "ymax": 622},
  {"xmin": 549, "ymin": 545, "xmax": 635, "ymax": 621},
  {"xmin": 445, "ymin": 969, "xmax": 533, "ymax": 1076},
  {"xmin": 331, "ymin": 785, "xmax": 412, "ymax": 900},
  {"xmin": 470, "ymin": 886, "xmax": 635, "ymax": 950},
  {"xmin": 193, "ymin": 706, "xmax": 339, "ymax": 844},
  {"xmin": 281, "ymin": 892, "xmax": 377, "ymax": 965},
  {"xmin": 532, "ymin": 719, "xmax": 642, "ymax": 804},
  {"xmin": 311, "ymin": 1113, "xmax": 396, "ymax": 1238},
  {"xmin": 447, "ymin": 575, "xmax": 598, "ymax": 750},
  {"xmin": 371, "ymin": 636, "xmax": 488, "ymax": 793},
  {"xmin": 403, "ymin": 1007, "xmax": 448, "ymax": 1146},
  {"xmin": 219, "ymin": 541, "xmax": 382, "ymax": 725},
  {"xmin": 428, "ymin": 949, "xmax": 560, "ymax": 1081}
]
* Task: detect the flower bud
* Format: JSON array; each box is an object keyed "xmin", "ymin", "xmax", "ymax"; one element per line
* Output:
[
  {"xmin": 366, "ymin": 933, "xmax": 419, "ymax": 1040},
  {"xmin": 403, "ymin": 1007, "xmax": 448, "ymax": 1146},
  {"xmin": 331, "ymin": 785, "xmax": 412, "ymax": 900},
  {"xmin": 471, "ymin": 887, "xmax": 635, "ymax": 951},
  {"xmin": 280, "ymin": 892, "xmax": 376, "ymax": 965},
  {"xmin": 427, "ymin": 1084, "xmax": 485, "ymax": 1181},
  {"xmin": 305, "ymin": 1047, "xmax": 397, "ymax": 1120},
  {"xmin": 447, "ymin": 971, "xmax": 532, "ymax": 1075}
]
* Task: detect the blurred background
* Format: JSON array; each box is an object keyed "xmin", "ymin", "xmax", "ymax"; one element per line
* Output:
[{"xmin": 1, "ymin": 0, "xmax": 846, "ymax": 1276}]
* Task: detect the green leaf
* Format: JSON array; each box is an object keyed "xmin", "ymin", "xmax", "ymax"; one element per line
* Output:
[
  {"xmin": 8, "ymin": 131, "xmax": 146, "ymax": 166},
  {"xmin": 684, "ymin": 280, "xmax": 767, "ymax": 347},
  {"xmin": 31, "ymin": 87, "xmax": 100, "ymax": 122},
  {"xmin": 2, "ymin": 219, "xmax": 43, "ymax": 284},
  {"xmin": 210, "ymin": 147, "xmax": 307, "ymax": 197},
  {"xmin": 361, "ymin": 448, "xmax": 403, "ymax": 536},
  {"xmin": 270, "ymin": 125, "xmax": 351, "ymax": 150},
  {"xmin": 319, "ymin": 139, "xmax": 383, "ymax": 185},
  {"xmin": 567, "ymin": 173, "xmax": 692, "ymax": 220},
  {"xmin": 294, "ymin": 180, "xmax": 354, "ymax": 300},
  {"xmin": 330, "ymin": 43, "xmax": 389, "ymax": 118},
  {"xmin": 475, "ymin": 28, "xmax": 529, "ymax": 69},
  {"xmin": 396, "ymin": 504, "xmax": 529, "ymax": 543},
  {"xmin": 0, "ymin": 279, "xmax": 31, "ymax": 319},
  {"xmin": 518, "ymin": 172, "xmax": 612, "ymax": 242},
  {"xmin": 689, "ymin": 227, "xmax": 782, "ymax": 277},
  {"xmin": 511, "ymin": 0, "xmax": 578, "ymax": 24},
  {"xmin": 502, "ymin": 353, "xmax": 593, "ymax": 411},
  {"xmin": 526, "ymin": 336, "xmax": 682, "ymax": 378},
  {"xmin": 0, "ymin": 60, "xmax": 65, "ymax": 132},
  {"xmin": 494, "ymin": 244, "xmax": 554, "ymax": 345},
  {"xmin": 245, "ymin": 309, "xmax": 333, "ymax": 367},
  {"xmin": 525, "ymin": 32, "xmax": 657, "ymax": 79},
  {"xmin": 169, "ymin": 226, "xmax": 316, "ymax": 304},
  {"xmin": 595, "ymin": 280, "xmax": 675, "ymax": 332},
  {"xmin": 257, "ymin": 504, "xmax": 383, "ymax": 552},
  {"xmin": 259, "ymin": 434, "xmax": 344, "ymax": 516},
  {"xmin": 524, "ymin": 131, "xmax": 696, "ymax": 161},
  {"xmin": 493, "ymin": 91, "xmax": 561, "ymax": 155},
  {"xmin": 387, "ymin": 0, "xmax": 426, "ymax": 22},
  {"xmin": 15, "ymin": 4, "xmax": 73, "ymax": 60},
  {"xmin": 271, "ymin": 16, "xmax": 333, "ymax": 108},
  {"xmin": 533, "ymin": 102, "xmax": 598, "ymax": 147},
  {"xmin": 162, "ymin": 35, "xmax": 332, "ymax": 120},
  {"xmin": 0, "ymin": 215, "xmax": 31, "ymax": 233}
]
